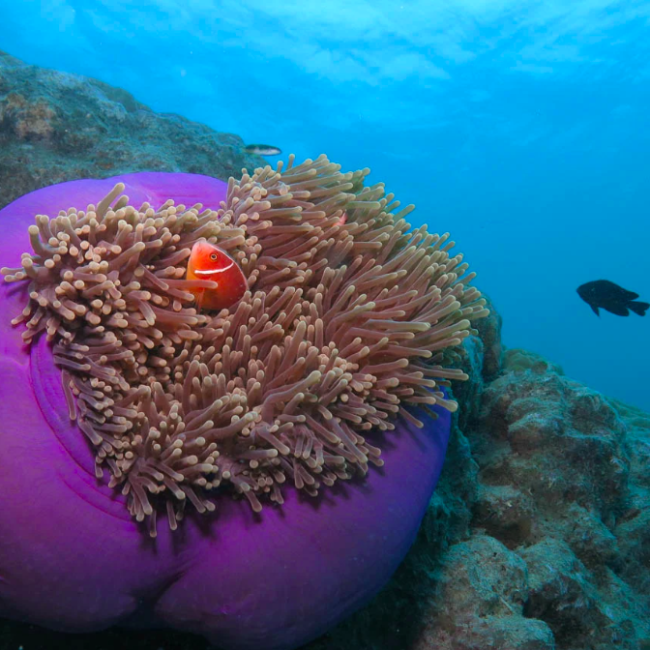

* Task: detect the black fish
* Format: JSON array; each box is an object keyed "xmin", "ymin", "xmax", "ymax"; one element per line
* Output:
[{"xmin": 577, "ymin": 280, "xmax": 649, "ymax": 317}]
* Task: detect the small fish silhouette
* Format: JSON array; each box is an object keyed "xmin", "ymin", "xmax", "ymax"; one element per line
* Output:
[
  {"xmin": 577, "ymin": 280, "xmax": 649, "ymax": 317},
  {"xmin": 243, "ymin": 144, "xmax": 282, "ymax": 156},
  {"xmin": 186, "ymin": 240, "xmax": 247, "ymax": 311}
]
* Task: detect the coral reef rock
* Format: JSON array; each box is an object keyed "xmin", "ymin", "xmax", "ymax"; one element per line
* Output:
[
  {"xmin": 0, "ymin": 50, "xmax": 264, "ymax": 209},
  {"xmin": 0, "ymin": 53, "xmax": 648, "ymax": 650},
  {"xmin": 309, "ymin": 299, "xmax": 649, "ymax": 650}
]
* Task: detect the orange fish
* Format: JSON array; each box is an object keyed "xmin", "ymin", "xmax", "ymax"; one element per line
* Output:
[
  {"xmin": 186, "ymin": 240, "xmax": 247, "ymax": 311},
  {"xmin": 337, "ymin": 211, "xmax": 347, "ymax": 226}
]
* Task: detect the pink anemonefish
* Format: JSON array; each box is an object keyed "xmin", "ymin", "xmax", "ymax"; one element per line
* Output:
[{"xmin": 185, "ymin": 240, "xmax": 247, "ymax": 311}]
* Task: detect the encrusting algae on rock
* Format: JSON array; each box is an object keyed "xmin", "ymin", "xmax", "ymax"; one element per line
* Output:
[{"xmin": 2, "ymin": 155, "xmax": 488, "ymax": 536}]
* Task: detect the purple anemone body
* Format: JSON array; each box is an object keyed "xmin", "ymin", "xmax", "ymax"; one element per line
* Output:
[{"xmin": 0, "ymin": 172, "xmax": 451, "ymax": 650}]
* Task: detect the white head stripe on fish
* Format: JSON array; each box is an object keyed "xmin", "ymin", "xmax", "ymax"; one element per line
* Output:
[{"xmin": 194, "ymin": 261, "xmax": 235, "ymax": 275}]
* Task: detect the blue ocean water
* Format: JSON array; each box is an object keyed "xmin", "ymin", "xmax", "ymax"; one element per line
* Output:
[{"xmin": 3, "ymin": 0, "xmax": 649, "ymax": 409}]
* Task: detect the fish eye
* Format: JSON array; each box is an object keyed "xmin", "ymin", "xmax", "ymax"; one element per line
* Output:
[{"xmin": 210, "ymin": 253, "xmax": 218, "ymax": 260}]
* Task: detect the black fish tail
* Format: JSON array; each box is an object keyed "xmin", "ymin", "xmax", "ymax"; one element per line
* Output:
[{"xmin": 629, "ymin": 301, "xmax": 649, "ymax": 316}]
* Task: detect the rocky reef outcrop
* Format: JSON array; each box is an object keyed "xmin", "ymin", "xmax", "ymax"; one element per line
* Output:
[
  {"xmin": 0, "ymin": 52, "xmax": 648, "ymax": 650},
  {"xmin": 0, "ymin": 50, "xmax": 264, "ymax": 210},
  {"xmin": 306, "ymin": 299, "xmax": 649, "ymax": 650}
]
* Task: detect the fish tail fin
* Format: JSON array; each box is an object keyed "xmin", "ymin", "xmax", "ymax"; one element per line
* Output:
[{"xmin": 628, "ymin": 301, "xmax": 649, "ymax": 316}]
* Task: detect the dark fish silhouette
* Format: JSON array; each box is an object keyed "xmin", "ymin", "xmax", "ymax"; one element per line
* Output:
[
  {"xmin": 243, "ymin": 144, "xmax": 282, "ymax": 156},
  {"xmin": 577, "ymin": 280, "xmax": 649, "ymax": 317}
]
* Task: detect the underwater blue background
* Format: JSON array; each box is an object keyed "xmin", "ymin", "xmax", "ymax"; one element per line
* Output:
[{"xmin": 3, "ymin": 0, "xmax": 649, "ymax": 409}]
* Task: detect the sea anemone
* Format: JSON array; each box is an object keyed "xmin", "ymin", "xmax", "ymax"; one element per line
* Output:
[
  {"xmin": 0, "ymin": 158, "xmax": 485, "ymax": 649},
  {"xmin": 2, "ymin": 154, "xmax": 485, "ymax": 535}
]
